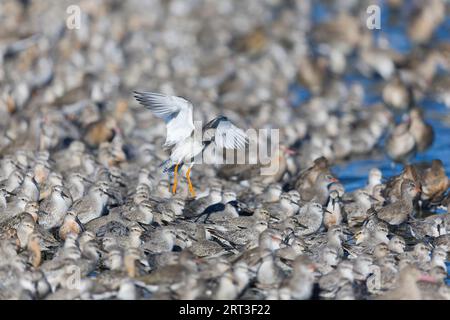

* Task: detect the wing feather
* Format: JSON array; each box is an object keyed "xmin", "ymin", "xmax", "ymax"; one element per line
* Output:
[
  {"xmin": 134, "ymin": 91, "xmax": 194, "ymax": 147},
  {"xmin": 203, "ymin": 116, "xmax": 248, "ymax": 150}
]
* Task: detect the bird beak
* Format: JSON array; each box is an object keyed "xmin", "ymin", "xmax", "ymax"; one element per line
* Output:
[
  {"xmin": 82, "ymin": 177, "xmax": 94, "ymax": 183},
  {"xmin": 61, "ymin": 191, "xmax": 70, "ymax": 200},
  {"xmin": 13, "ymin": 162, "xmax": 22, "ymax": 170},
  {"xmin": 76, "ymin": 217, "xmax": 85, "ymax": 232},
  {"xmin": 175, "ymin": 234, "xmax": 184, "ymax": 240},
  {"xmin": 187, "ymin": 234, "xmax": 198, "ymax": 242},
  {"xmin": 297, "ymin": 222, "xmax": 309, "ymax": 229},
  {"xmin": 436, "ymin": 223, "xmax": 442, "ymax": 234},
  {"xmin": 103, "ymin": 190, "xmax": 115, "ymax": 198},
  {"xmin": 269, "ymin": 214, "xmax": 280, "ymax": 221}
]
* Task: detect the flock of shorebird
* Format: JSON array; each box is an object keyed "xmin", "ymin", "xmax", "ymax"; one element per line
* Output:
[
  {"xmin": 0, "ymin": 0, "xmax": 449, "ymax": 300},
  {"xmin": 0, "ymin": 129, "xmax": 448, "ymax": 299}
]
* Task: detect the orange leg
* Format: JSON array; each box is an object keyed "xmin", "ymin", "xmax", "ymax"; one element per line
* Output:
[
  {"xmin": 186, "ymin": 167, "xmax": 196, "ymax": 198},
  {"xmin": 172, "ymin": 164, "xmax": 179, "ymax": 194}
]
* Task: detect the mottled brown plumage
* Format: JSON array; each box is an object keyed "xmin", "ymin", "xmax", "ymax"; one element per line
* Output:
[
  {"xmin": 409, "ymin": 108, "xmax": 434, "ymax": 152},
  {"xmin": 414, "ymin": 160, "xmax": 448, "ymax": 203},
  {"xmin": 383, "ymin": 164, "xmax": 421, "ymax": 203},
  {"xmin": 377, "ymin": 179, "xmax": 420, "ymax": 225}
]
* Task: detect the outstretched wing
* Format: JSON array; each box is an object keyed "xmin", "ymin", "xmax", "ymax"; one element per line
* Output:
[
  {"xmin": 203, "ymin": 116, "xmax": 248, "ymax": 149},
  {"xmin": 134, "ymin": 91, "xmax": 194, "ymax": 148}
]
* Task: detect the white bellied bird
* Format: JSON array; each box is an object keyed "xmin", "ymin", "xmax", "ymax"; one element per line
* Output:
[{"xmin": 134, "ymin": 91, "xmax": 248, "ymax": 197}]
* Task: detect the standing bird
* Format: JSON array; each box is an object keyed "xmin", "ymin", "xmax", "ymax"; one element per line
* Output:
[
  {"xmin": 386, "ymin": 122, "xmax": 416, "ymax": 163},
  {"xmin": 408, "ymin": 108, "xmax": 434, "ymax": 152},
  {"xmin": 376, "ymin": 266, "xmax": 437, "ymax": 300},
  {"xmin": 134, "ymin": 92, "xmax": 248, "ymax": 197},
  {"xmin": 377, "ymin": 179, "xmax": 420, "ymax": 225}
]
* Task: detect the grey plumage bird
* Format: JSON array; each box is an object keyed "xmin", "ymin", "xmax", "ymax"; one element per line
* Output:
[{"xmin": 377, "ymin": 179, "xmax": 420, "ymax": 225}]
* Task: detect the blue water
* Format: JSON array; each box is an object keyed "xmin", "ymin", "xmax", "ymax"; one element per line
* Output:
[
  {"xmin": 293, "ymin": 1, "xmax": 450, "ymax": 192},
  {"xmin": 293, "ymin": 1, "xmax": 450, "ymax": 285},
  {"xmin": 334, "ymin": 99, "xmax": 450, "ymax": 192}
]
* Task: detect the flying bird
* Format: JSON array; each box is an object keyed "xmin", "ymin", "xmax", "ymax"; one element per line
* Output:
[{"xmin": 134, "ymin": 91, "xmax": 248, "ymax": 197}]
